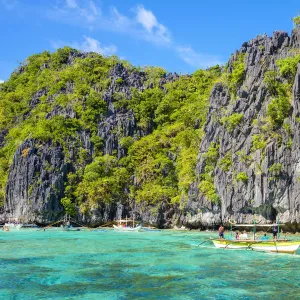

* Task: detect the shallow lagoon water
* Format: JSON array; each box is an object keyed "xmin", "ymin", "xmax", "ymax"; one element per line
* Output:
[{"xmin": 1, "ymin": 229, "xmax": 300, "ymax": 299}]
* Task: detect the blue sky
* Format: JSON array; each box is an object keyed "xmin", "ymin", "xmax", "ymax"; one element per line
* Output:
[{"xmin": 0, "ymin": 0, "xmax": 299, "ymax": 82}]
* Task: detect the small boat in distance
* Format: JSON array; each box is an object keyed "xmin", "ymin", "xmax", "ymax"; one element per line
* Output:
[
  {"xmin": 113, "ymin": 216, "xmax": 142, "ymax": 232},
  {"xmin": 4, "ymin": 218, "xmax": 23, "ymax": 230},
  {"xmin": 173, "ymin": 225, "xmax": 187, "ymax": 231},
  {"xmin": 210, "ymin": 221, "xmax": 300, "ymax": 254}
]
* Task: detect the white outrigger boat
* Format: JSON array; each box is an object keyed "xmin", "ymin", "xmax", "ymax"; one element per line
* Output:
[
  {"xmin": 4, "ymin": 218, "xmax": 23, "ymax": 230},
  {"xmin": 211, "ymin": 222, "xmax": 300, "ymax": 254},
  {"xmin": 113, "ymin": 217, "xmax": 142, "ymax": 232}
]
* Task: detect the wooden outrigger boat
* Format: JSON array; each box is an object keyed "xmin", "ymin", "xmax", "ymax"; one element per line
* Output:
[
  {"xmin": 113, "ymin": 216, "xmax": 142, "ymax": 232},
  {"xmin": 211, "ymin": 222, "xmax": 300, "ymax": 254},
  {"xmin": 211, "ymin": 239, "xmax": 300, "ymax": 254}
]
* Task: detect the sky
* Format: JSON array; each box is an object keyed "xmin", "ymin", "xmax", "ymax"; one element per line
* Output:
[{"xmin": 0, "ymin": 0, "xmax": 299, "ymax": 82}]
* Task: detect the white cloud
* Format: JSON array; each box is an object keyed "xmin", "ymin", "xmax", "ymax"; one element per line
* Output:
[
  {"xmin": 176, "ymin": 47, "xmax": 223, "ymax": 69},
  {"xmin": 1, "ymin": 1, "xmax": 223, "ymax": 69},
  {"xmin": 0, "ymin": 79, "xmax": 4, "ymax": 84},
  {"xmin": 110, "ymin": 7, "xmax": 132, "ymax": 30},
  {"xmin": 77, "ymin": 36, "xmax": 117, "ymax": 56},
  {"xmin": 46, "ymin": 2, "xmax": 222, "ymax": 69},
  {"xmin": 135, "ymin": 5, "xmax": 157, "ymax": 32},
  {"xmin": 65, "ymin": 0, "xmax": 77, "ymax": 9},
  {"xmin": 135, "ymin": 5, "xmax": 171, "ymax": 44},
  {"xmin": 51, "ymin": 36, "xmax": 117, "ymax": 56},
  {"xmin": 47, "ymin": 2, "xmax": 171, "ymax": 45}
]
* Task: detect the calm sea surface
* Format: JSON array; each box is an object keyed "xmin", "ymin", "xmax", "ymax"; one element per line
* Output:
[{"xmin": 1, "ymin": 229, "xmax": 300, "ymax": 299}]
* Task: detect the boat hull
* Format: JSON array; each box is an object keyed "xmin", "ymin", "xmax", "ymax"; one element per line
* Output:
[
  {"xmin": 212, "ymin": 239, "xmax": 300, "ymax": 254},
  {"xmin": 4, "ymin": 223, "xmax": 23, "ymax": 230},
  {"xmin": 113, "ymin": 225, "xmax": 142, "ymax": 232}
]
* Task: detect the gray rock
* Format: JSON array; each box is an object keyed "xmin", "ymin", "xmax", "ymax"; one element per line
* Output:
[
  {"xmin": 2, "ymin": 31, "xmax": 300, "ymax": 230},
  {"xmin": 185, "ymin": 29, "xmax": 300, "ymax": 229}
]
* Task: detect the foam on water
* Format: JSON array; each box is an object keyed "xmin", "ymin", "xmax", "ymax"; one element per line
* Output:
[{"xmin": 1, "ymin": 229, "xmax": 300, "ymax": 299}]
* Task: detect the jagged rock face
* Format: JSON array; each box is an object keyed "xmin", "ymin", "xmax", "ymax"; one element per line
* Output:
[
  {"xmin": 4, "ymin": 140, "xmax": 68, "ymax": 223},
  {"xmin": 98, "ymin": 63, "xmax": 147, "ymax": 158},
  {"xmin": 1, "ymin": 61, "xmax": 152, "ymax": 225},
  {"xmin": 185, "ymin": 30, "xmax": 300, "ymax": 228},
  {"xmin": 3, "ymin": 30, "xmax": 300, "ymax": 229}
]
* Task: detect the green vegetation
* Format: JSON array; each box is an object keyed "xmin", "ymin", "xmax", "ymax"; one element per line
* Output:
[
  {"xmin": 199, "ymin": 142, "xmax": 220, "ymax": 203},
  {"xmin": 251, "ymin": 134, "xmax": 267, "ymax": 151},
  {"xmin": 220, "ymin": 113, "xmax": 243, "ymax": 132},
  {"xmin": 0, "ymin": 48, "xmax": 222, "ymax": 211},
  {"xmin": 119, "ymin": 136, "xmax": 135, "ymax": 150},
  {"xmin": 235, "ymin": 172, "xmax": 248, "ymax": 183},
  {"xmin": 268, "ymin": 163, "xmax": 282, "ymax": 175},
  {"xmin": 264, "ymin": 71, "xmax": 278, "ymax": 96},
  {"xmin": 2, "ymin": 22, "xmax": 299, "ymax": 215},
  {"xmin": 1, "ymin": 35, "xmax": 299, "ymax": 214},
  {"xmin": 0, "ymin": 47, "xmax": 120, "ymax": 206},
  {"xmin": 218, "ymin": 151, "xmax": 232, "ymax": 171},
  {"xmin": 276, "ymin": 55, "xmax": 300, "ymax": 83},
  {"xmin": 237, "ymin": 150, "xmax": 253, "ymax": 166},
  {"xmin": 263, "ymin": 54, "xmax": 300, "ymax": 127},
  {"xmin": 293, "ymin": 15, "xmax": 300, "ymax": 28},
  {"xmin": 226, "ymin": 53, "xmax": 246, "ymax": 98},
  {"xmin": 262, "ymin": 56, "xmax": 300, "ymax": 126},
  {"xmin": 199, "ymin": 180, "xmax": 219, "ymax": 203},
  {"xmin": 267, "ymin": 96, "xmax": 290, "ymax": 126}
]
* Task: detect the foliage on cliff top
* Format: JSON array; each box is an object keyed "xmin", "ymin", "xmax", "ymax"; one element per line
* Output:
[{"xmin": 293, "ymin": 14, "xmax": 300, "ymax": 28}]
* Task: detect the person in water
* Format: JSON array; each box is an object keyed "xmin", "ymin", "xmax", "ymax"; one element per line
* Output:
[
  {"xmin": 272, "ymin": 221, "xmax": 278, "ymax": 240},
  {"xmin": 218, "ymin": 225, "xmax": 224, "ymax": 239},
  {"xmin": 235, "ymin": 231, "xmax": 239, "ymax": 240}
]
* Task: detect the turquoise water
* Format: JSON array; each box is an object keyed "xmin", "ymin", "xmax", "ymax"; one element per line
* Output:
[{"xmin": 1, "ymin": 229, "xmax": 300, "ymax": 299}]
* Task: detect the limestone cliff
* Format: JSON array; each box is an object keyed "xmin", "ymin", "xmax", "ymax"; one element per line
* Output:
[
  {"xmin": 1, "ymin": 29, "xmax": 300, "ymax": 229},
  {"xmin": 185, "ymin": 29, "xmax": 300, "ymax": 230}
]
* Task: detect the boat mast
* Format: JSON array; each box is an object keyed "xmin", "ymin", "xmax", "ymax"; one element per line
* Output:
[
  {"xmin": 133, "ymin": 214, "xmax": 135, "ymax": 228},
  {"xmin": 278, "ymin": 219, "xmax": 280, "ymax": 239},
  {"xmin": 253, "ymin": 215, "xmax": 256, "ymax": 240}
]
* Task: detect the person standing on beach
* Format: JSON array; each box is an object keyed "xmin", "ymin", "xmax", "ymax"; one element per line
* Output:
[{"xmin": 218, "ymin": 225, "xmax": 224, "ymax": 239}]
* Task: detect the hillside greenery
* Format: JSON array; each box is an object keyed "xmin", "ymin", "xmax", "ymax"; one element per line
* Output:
[
  {"xmin": 1, "ymin": 41, "xmax": 298, "ymax": 213},
  {"xmin": 0, "ymin": 47, "xmax": 222, "ymax": 210}
]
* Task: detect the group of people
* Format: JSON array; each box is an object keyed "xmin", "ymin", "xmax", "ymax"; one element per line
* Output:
[
  {"xmin": 235, "ymin": 230, "xmax": 249, "ymax": 240},
  {"xmin": 218, "ymin": 221, "xmax": 279, "ymax": 240},
  {"xmin": 218, "ymin": 226, "xmax": 250, "ymax": 240}
]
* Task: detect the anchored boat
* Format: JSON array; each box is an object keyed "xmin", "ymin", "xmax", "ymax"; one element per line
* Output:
[
  {"xmin": 211, "ymin": 239, "xmax": 300, "ymax": 254},
  {"xmin": 4, "ymin": 218, "xmax": 23, "ymax": 230},
  {"xmin": 113, "ymin": 217, "xmax": 142, "ymax": 232},
  {"xmin": 211, "ymin": 222, "xmax": 300, "ymax": 254}
]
